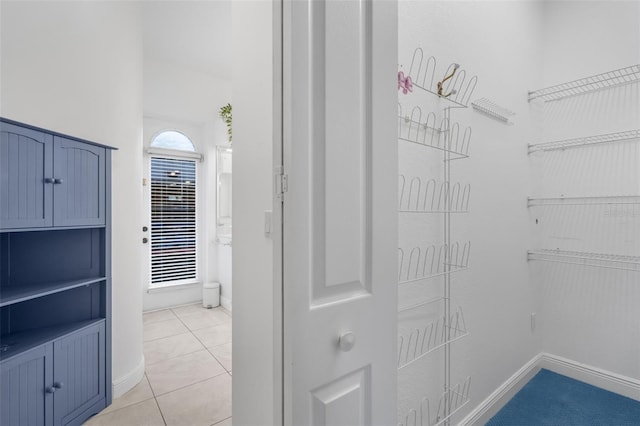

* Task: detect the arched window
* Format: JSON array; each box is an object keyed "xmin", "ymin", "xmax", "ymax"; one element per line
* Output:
[
  {"xmin": 149, "ymin": 130, "xmax": 196, "ymax": 152},
  {"xmin": 147, "ymin": 130, "xmax": 199, "ymax": 288}
]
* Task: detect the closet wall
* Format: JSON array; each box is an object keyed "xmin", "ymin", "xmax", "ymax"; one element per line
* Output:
[
  {"xmin": 398, "ymin": 2, "xmax": 542, "ymax": 423},
  {"xmin": 533, "ymin": 1, "xmax": 640, "ymax": 383},
  {"xmin": 398, "ymin": 1, "xmax": 639, "ymax": 423}
]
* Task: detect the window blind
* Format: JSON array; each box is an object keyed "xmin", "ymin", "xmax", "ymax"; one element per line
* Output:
[{"xmin": 150, "ymin": 157, "xmax": 197, "ymax": 285}]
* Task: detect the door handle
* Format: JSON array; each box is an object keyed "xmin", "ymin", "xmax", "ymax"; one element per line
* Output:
[{"xmin": 338, "ymin": 331, "xmax": 356, "ymax": 352}]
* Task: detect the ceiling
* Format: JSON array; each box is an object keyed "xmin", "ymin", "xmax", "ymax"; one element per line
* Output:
[{"xmin": 142, "ymin": 0, "xmax": 232, "ymax": 80}]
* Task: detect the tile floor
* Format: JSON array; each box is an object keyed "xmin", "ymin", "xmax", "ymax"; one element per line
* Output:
[{"xmin": 84, "ymin": 303, "xmax": 232, "ymax": 426}]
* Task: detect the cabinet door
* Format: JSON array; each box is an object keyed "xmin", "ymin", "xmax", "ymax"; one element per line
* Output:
[
  {"xmin": 53, "ymin": 321, "xmax": 105, "ymax": 426},
  {"xmin": 0, "ymin": 123, "xmax": 54, "ymax": 229},
  {"xmin": 0, "ymin": 344, "xmax": 54, "ymax": 426},
  {"xmin": 53, "ymin": 137, "xmax": 105, "ymax": 227}
]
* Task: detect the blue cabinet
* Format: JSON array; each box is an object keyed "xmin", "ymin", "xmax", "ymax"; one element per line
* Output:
[
  {"xmin": 52, "ymin": 137, "xmax": 105, "ymax": 228},
  {"xmin": 0, "ymin": 119, "xmax": 113, "ymax": 426},
  {"xmin": 0, "ymin": 122, "xmax": 106, "ymax": 230},
  {"xmin": 0, "ymin": 344, "xmax": 53, "ymax": 426},
  {"xmin": 0, "ymin": 123, "xmax": 53, "ymax": 229}
]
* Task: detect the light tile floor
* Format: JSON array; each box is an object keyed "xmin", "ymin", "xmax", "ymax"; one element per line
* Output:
[{"xmin": 85, "ymin": 304, "xmax": 232, "ymax": 426}]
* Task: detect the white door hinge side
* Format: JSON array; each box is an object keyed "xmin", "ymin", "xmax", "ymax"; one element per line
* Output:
[{"xmin": 275, "ymin": 166, "xmax": 288, "ymax": 201}]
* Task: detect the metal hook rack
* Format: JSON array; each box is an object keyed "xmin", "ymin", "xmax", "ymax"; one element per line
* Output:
[{"xmin": 406, "ymin": 48, "xmax": 478, "ymax": 107}]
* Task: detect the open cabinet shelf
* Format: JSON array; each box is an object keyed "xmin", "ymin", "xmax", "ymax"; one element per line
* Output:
[
  {"xmin": 527, "ymin": 249, "xmax": 640, "ymax": 272},
  {"xmin": 528, "ymin": 64, "xmax": 640, "ymax": 102},
  {"xmin": 528, "ymin": 129, "xmax": 640, "ymax": 153},
  {"xmin": 0, "ymin": 277, "xmax": 107, "ymax": 308},
  {"xmin": 0, "ymin": 319, "xmax": 104, "ymax": 362}
]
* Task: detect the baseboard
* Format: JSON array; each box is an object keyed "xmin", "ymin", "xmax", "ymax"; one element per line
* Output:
[
  {"xmin": 539, "ymin": 353, "xmax": 640, "ymax": 402},
  {"xmin": 112, "ymin": 355, "xmax": 145, "ymax": 398},
  {"xmin": 221, "ymin": 296, "xmax": 232, "ymax": 313},
  {"xmin": 459, "ymin": 352, "xmax": 640, "ymax": 425},
  {"xmin": 459, "ymin": 354, "xmax": 542, "ymax": 426}
]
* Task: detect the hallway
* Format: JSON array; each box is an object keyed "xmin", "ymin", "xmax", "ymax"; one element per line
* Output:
[{"xmin": 85, "ymin": 304, "xmax": 232, "ymax": 425}]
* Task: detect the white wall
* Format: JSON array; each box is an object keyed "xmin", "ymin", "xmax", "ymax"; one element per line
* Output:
[
  {"xmin": 398, "ymin": 1, "xmax": 542, "ymax": 422},
  {"xmin": 0, "ymin": 1, "xmax": 145, "ymax": 397},
  {"xmin": 142, "ymin": 56, "xmax": 232, "ymax": 311},
  {"xmin": 534, "ymin": 1, "xmax": 640, "ymax": 380},
  {"xmin": 231, "ymin": 1, "xmax": 280, "ymax": 424}
]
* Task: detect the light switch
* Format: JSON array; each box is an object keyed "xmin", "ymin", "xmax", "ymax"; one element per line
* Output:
[{"xmin": 264, "ymin": 210, "xmax": 273, "ymax": 237}]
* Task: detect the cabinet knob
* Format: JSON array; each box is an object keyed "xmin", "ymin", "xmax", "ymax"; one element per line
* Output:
[
  {"xmin": 46, "ymin": 386, "xmax": 56, "ymax": 394},
  {"xmin": 44, "ymin": 178, "xmax": 55, "ymax": 184},
  {"xmin": 142, "ymin": 238, "xmax": 149, "ymax": 244},
  {"xmin": 53, "ymin": 178, "xmax": 64, "ymax": 184},
  {"xmin": 53, "ymin": 382, "xmax": 64, "ymax": 389},
  {"xmin": 142, "ymin": 226, "xmax": 148, "ymax": 232}
]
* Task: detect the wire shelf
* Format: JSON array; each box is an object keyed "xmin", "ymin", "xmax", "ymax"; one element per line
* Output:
[
  {"xmin": 527, "ymin": 249, "xmax": 640, "ymax": 272},
  {"xmin": 398, "ymin": 306, "xmax": 468, "ymax": 369},
  {"xmin": 399, "ymin": 175, "xmax": 470, "ymax": 213},
  {"xmin": 398, "ymin": 242, "xmax": 471, "ymax": 286},
  {"xmin": 405, "ymin": 49, "xmax": 478, "ymax": 108},
  {"xmin": 528, "ymin": 129, "xmax": 640, "ymax": 153},
  {"xmin": 398, "ymin": 105, "xmax": 472, "ymax": 159},
  {"xmin": 528, "ymin": 64, "xmax": 640, "ymax": 102},
  {"xmin": 398, "ymin": 377, "xmax": 471, "ymax": 426},
  {"xmin": 471, "ymin": 98, "xmax": 515, "ymax": 124},
  {"xmin": 528, "ymin": 195, "xmax": 640, "ymax": 207}
]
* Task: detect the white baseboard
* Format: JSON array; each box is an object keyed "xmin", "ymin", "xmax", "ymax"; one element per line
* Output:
[
  {"xmin": 221, "ymin": 296, "xmax": 232, "ymax": 313},
  {"xmin": 459, "ymin": 354, "xmax": 542, "ymax": 426},
  {"xmin": 112, "ymin": 355, "xmax": 145, "ymax": 398},
  {"xmin": 539, "ymin": 353, "xmax": 640, "ymax": 402},
  {"xmin": 459, "ymin": 352, "xmax": 640, "ymax": 425}
]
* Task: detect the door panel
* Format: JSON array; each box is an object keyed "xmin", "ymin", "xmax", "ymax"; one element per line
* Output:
[
  {"xmin": 284, "ymin": 1, "xmax": 398, "ymax": 424},
  {"xmin": 311, "ymin": 0, "xmax": 371, "ymax": 304},
  {"xmin": 53, "ymin": 321, "xmax": 105, "ymax": 426},
  {"xmin": 0, "ymin": 123, "xmax": 53, "ymax": 229},
  {"xmin": 0, "ymin": 344, "xmax": 53, "ymax": 426},
  {"xmin": 53, "ymin": 137, "xmax": 105, "ymax": 227}
]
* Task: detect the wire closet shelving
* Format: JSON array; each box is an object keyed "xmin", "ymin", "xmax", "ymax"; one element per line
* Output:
[
  {"xmin": 528, "ymin": 64, "xmax": 640, "ymax": 102},
  {"xmin": 528, "ymin": 129, "xmax": 640, "ymax": 153},
  {"xmin": 527, "ymin": 65, "xmax": 640, "ymax": 275},
  {"xmin": 397, "ymin": 48, "xmax": 478, "ymax": 426},
  {"xmin": 527, "ymin": 250, "xmax": 640, "ymax": 272}
]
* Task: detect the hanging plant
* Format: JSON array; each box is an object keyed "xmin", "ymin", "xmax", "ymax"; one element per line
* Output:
[{"xmin": 219, "ymin": 103, "xmax": 232, "ymax": 143}]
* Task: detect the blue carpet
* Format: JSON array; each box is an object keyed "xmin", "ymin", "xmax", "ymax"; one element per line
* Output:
[{"xmin": 486, "ymin": 369, "xmax": 640, "ymax": 425}]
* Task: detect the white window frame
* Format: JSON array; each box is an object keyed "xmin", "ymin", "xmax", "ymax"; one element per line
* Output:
[{"xmin": 146, "ymin": 130, "xmax": 202, "ymax": 291}]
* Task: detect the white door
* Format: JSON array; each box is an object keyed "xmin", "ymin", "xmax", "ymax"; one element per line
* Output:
[{"xmin": 283, "ymin": 1, "xmax": 398, "ymax": 425}]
